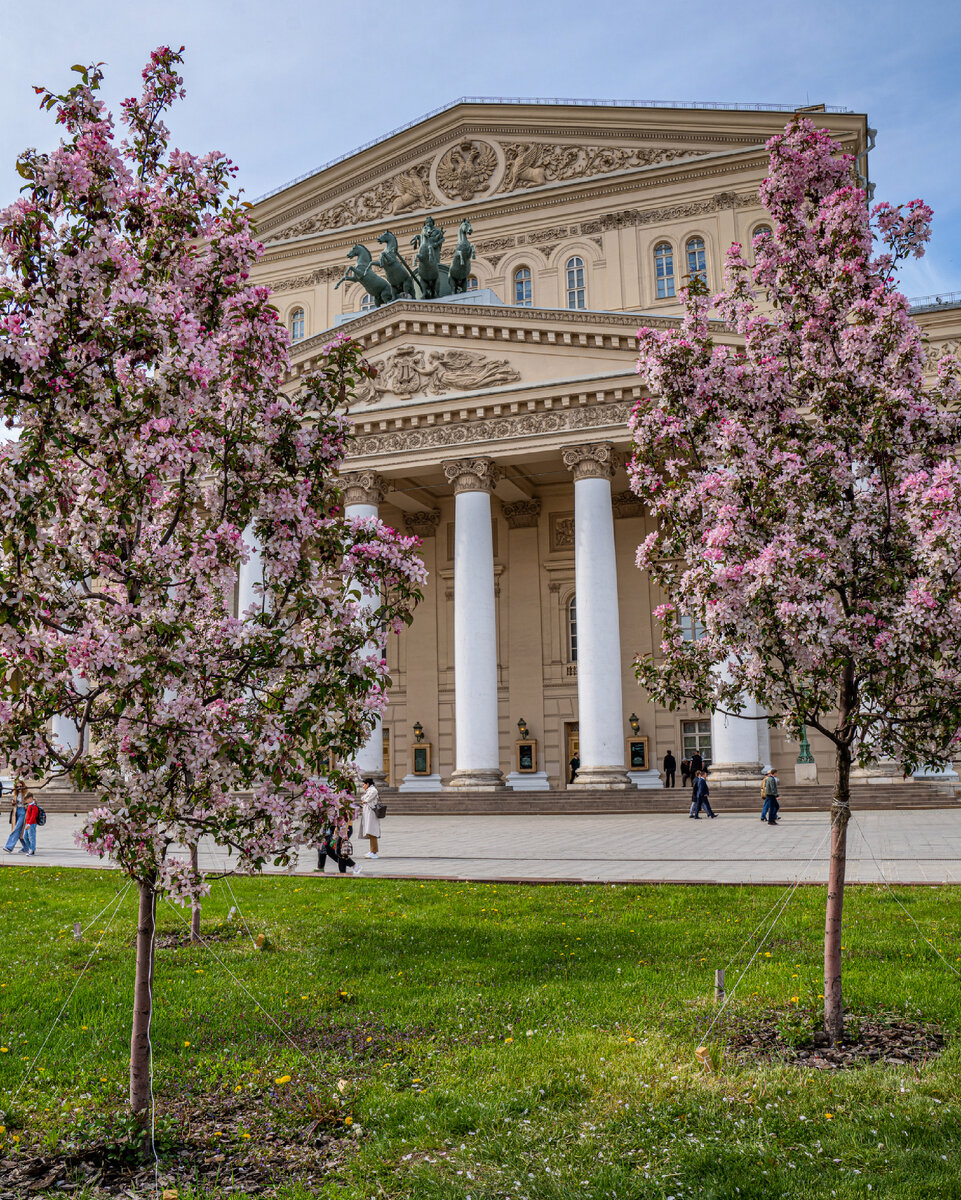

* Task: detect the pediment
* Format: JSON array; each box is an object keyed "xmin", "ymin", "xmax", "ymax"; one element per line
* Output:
[{"xmin": 261, "ymin": 128, "xmax": 761, "ymax": 245}]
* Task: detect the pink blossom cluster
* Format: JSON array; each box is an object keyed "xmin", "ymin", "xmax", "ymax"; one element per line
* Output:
[
  {"xmin": 629, "ymin": 117, "xmax": 961, "ymax": 772},
  {"xmin": 0, "ymin": 49, "xmax": 424, "ymax": 902}
]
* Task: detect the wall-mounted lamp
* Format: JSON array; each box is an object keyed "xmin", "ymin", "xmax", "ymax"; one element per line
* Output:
[
  {"xmin": 628, "ymin": 712, "xmax": 640, "ymax": 736},
  {"xmin": 517, "ymin": 717, "xmax": 530, "ymax": 740},
  {"xmin": 413, "ymin": 720, "xmax": 425, "ymax": 743}
]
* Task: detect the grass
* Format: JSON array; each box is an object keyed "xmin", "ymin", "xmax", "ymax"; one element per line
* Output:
[{"xmin": 1, "ymin": 868, "xmax": 960, "ymax": 1198}]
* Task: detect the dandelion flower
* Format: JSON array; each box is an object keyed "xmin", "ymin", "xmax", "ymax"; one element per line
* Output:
[{"xmin": 275, "ymin": 1074, "xmax": 291, "ymax": 1085}]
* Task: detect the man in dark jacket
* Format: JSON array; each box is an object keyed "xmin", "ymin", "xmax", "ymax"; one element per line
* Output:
[
  {"xmin": 690, "ymin": 750, "xmax": 703, "ymax": 775},
  {"xmin": 663, "ymin": 751, "xmax": 677, "ymax": 788},
  {"xmin": 691, "ymin": 771, "xmax": 716, "ymax": 819}
]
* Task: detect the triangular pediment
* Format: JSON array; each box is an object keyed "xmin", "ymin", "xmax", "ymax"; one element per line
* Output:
[{"xmin": 254, "ymin": 102, "xmax": 865, "ymax": 246}]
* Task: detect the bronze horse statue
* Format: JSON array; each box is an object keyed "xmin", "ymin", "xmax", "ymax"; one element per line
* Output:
[
  {"xmin": 410, "ymin": 216, "xmax": 445, "ymax": 300},
  {"xmin": 334, "ymin": 244, "xmax": 394, "ymax": 307},
  {"xmin": 448, "ymin": 218, "xmax": 475, "ymax": 294},
  {"xmin": 376, "ymin": 230, "xmax": 420, "ymax": 299}
]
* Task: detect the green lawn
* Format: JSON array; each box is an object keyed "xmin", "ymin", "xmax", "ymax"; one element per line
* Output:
[{"xmin": 1, "ymin": 868, "xmax": 960, "ymax": 1199}]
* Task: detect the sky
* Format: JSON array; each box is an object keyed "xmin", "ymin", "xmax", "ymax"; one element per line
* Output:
[{"xmin": 2, "ymin": 0, "xmax": 960, "ymax": 298}]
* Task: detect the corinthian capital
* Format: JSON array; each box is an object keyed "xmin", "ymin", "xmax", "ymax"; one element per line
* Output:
[
  {"xmin": 561, "ymin": 442, "xmax": 619, "ymax": 482},
  {"xmin": 442, "ymin": 457, "xmax": 501, "ymax": 495},
  {"xmin": 340, "ymin": 470, "xmax": 386, "ymax": 507}
]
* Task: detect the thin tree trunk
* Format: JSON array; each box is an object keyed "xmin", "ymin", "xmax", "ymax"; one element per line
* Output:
[
  {"xmin": 190, "ymin": 843, "xmax": 201, "ymax": 943},
  {"xmin": 130, "ymin": 877, "xmax": 157, "ymax": 1119},
  {"xmin": 824, "ymin": 743, "xmax": 852, "ymax": 1044}
]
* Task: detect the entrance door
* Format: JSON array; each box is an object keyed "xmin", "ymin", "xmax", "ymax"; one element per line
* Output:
[{"xmin": 565, "ymin": 721, "xmax": 580, "ymax": 785}]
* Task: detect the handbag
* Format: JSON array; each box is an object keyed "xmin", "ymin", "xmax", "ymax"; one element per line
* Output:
[{"xmin": 374, "ymin": 801, "xmax": 387, "ymax": 820}]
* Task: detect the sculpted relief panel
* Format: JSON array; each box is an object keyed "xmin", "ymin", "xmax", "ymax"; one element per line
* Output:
[
  {"xmin": 353, "ymin": 346, "xmax": 520, "ymax": 405},
  {"xmin": 268, "ymin": 138, "xmax": 709, "ymax": 242}
]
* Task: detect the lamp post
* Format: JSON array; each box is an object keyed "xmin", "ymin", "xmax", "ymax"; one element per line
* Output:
[
  {"xmin": 796, "ymin": 724, "xmax": 814, "ymax": 765},
  {"xmin": 628, "ymin": 712, "xmax": 640, "ymax": 736}
]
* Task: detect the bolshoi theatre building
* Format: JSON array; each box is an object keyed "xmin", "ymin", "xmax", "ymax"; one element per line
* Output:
[{"xmin": 248, "ymin": 98, "xmax": 961, "ymax": 801}]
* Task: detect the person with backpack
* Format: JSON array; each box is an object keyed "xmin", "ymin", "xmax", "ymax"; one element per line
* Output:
[
  {"xmin": 761, "ymin": 769, "xmax": 781, "ymax": 825},
  {"xmin": 22, "ymin": 791, "xmax": 41, "ymax": 855}
]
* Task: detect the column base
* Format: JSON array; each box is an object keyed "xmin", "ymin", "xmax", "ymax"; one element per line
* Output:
[
  {"xmin": 913, "ymin": 765, "xmax": 960, "ymax": 782},
  {"xmin": 628, "ymin": 769, "xmax": 664, "ymax": 790},
  {"xmin": 851, "ymin": 762, "xmax": 901, "ymax": 785},
  {"xmin": 708, "ymin": 761, "xmax": 763, "ymax": 785},
  {"xmin": 398, "ymin": 773, "xmax": 443, "ymax": 793},
  {"xmin": 795, "ymin": 761, "xmax": 819, "ymax": 785},
  {"xmin": 356, "ymin": 769, "xmax": 390, "ymax": 790},
  {"xmin": 444, "ymin": 768, "xmax": 507, "ymax": 792},
  {"xmin": 569, "ymin": 765, "xmax": 632, "ymax": 790},
  {"xmin": 506, "ymin": 771, "xmax": 550, "ymax": 792}
]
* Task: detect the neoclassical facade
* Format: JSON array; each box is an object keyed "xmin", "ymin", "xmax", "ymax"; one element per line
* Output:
[{"xmin": 249, "ymin": 100, "xmax": 961, "ymax": 792}]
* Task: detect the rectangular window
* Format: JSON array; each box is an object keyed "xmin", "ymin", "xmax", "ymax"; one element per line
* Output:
[
  {"xmin": 681, "ymin": 719, "xmax": 712, "ymax": 766},
  {"xmin": 680, "ymin": 613, "xmax": 705, "ymax": 642}
]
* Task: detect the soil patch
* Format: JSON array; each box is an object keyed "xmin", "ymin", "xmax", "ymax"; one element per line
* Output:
[
  {"xmin": 719, "ymin": 1009, "xmax": 945, "ymax": 1070},
  {"xmin": 0, "ymin": 1085, "xmax": 355, "ymax": 1198},
  {"xmin": 152, "ymin": 924, "xmax": 249, "ymax": 951}
]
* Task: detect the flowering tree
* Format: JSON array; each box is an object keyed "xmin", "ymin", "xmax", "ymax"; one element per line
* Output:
[
  {"xmin": 629, "ymin": 118, "xmax": 961, "ymax": 1043},
  {"xmin": 0, "ymin": 49, "xmax": 424, "ymax": 1116}
]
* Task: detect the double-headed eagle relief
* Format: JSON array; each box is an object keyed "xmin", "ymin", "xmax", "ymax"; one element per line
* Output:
[{"xmin": 334, "ymin": 215, "xmax": 476, "ymax": 308}]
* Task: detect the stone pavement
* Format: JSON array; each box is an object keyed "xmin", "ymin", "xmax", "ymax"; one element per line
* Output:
[{"xmin": 4, "ymin": 808, "xmax": 961, "ymax": 885}]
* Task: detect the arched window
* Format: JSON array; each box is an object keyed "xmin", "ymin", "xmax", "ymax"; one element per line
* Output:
[
  {"xmin": 513, "ymin": 266, "xmax": 532, "ymax": 307},
  {"xmin": 359, "ymin": 291, "xmax": 377, "ymax": 313},
  {"xmin": 289, "ymin": 307, "xmax": 305, "ymax": 343},
  {"xmin": 466, "ymin": 275, "xmax": 479, "ymax": 291},
  {"xmin": 568, "ymin": 595, "xmax": 578, "ymax": 662},
  {"xmin": 565, "ymin": 256, "xmax": 586, "ymax": 309},
  {"xmin": 753, "ymin": 224, "xmax": 772, "ymax": 240},
  {"xmin": 653, "ymin": 242, "xmax": 675, "ymax": 299},
  {"xmin": 685, "ymin": 237, "xmax": 707, "ymax": 285}
]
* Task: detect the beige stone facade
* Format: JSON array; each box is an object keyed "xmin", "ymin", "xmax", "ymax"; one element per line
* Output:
[{"xmin": 250, "ymin": 100, "xmax": 961, "ymax": 792}]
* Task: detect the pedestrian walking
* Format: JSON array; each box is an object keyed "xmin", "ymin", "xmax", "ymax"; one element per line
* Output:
[
  {"xmin": 761, "ymin": 769, "xmax": 781, "ymax": 825},
  {"xmin": 4, "ymin": 781, "xmax": 28, "ymax": 854},
  {"xmin": 360, "ymin": 778, "xmax": 382, "ymax": 859},
  {"xmin": 21, "ymin": 792, "xmax": 40, "ymax": 855},
  {"xmin": 335, "ymin": 820, "xmax": 362, "ymax": 875},
  {"xmin": 315, "ymin": 820, "xmax": 338, "ymax": 872},
  {"xmin": 663, "ymin": 750, "xmax": 677, "ymax": 788},
  {"xmin": 690, "ymin": 770, "xmax": 716, "ymax": 819}
]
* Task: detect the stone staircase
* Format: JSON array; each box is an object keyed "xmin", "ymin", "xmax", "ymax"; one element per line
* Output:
[{"xmin": 33, "ymin": 781, "xmax": 959, "ymax": 817}]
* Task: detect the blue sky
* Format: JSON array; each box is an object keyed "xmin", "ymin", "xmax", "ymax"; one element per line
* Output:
[{"xmin": 2, "ymin": 0, "xmax": 959, "ymax": 297}]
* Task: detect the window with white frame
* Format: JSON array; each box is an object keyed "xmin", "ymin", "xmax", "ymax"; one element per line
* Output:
[
  {"xmin": 685, "ymin": 237, "xmax": 707, "ymax": 285},
  {"xmin": 680, "ymin": 612, "xmax": 705, "ymax": 642},
  {"xmin": 682, "ymin": 718, "xmax": 712, "ymax": 766},
  {"xmin": 565, "ymin": 256, "xmax": 586, "ymax": 309},
  {"xmin": 466, "ymin": 275, "xmax": 479, "ymax": 291},
  {"xmin": 513, "ymin": 266, "xmax": 532, "ymax": 306},
  {"xmin": 359, "ymin": 291, "xmax": 377, "ymax": 313},
  {"xmin": 654, "ymin": 242, "xmax": 675, "ymax": 299},
  {"xmin": 568, "ymin": 595, "xmax": 578, "ymax": 662},
  {"xmin": 289, "ymin": 307, "xmax": 305, "ymax": 343}
]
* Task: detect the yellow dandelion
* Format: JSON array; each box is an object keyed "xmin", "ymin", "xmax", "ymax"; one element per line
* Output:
[
  {"xmin": 183, "ymin": 1041, "xmax": 191, "ymax": 1047},
  {"xmin": 344, "ymin": 1116, "xmax": 353, "ymax": 1125},
  {"xmin": 825, "ymin": 1112, "xmax": 834, "ymax": 1119},
  {"xmin": 504, "ymin": 1037, "xmax": 513, "ymax": 1043},
  {"xmin": 241, "ymin": 1132, "xmax": 251, "ymax": 1139},
  {"xmin": 627, "ymin": 1037, "xmax": 636, "ymax": 1044},
  {"xmin": 275, "ymin": 1074, "xmax": 291, "ymax": 1085}
]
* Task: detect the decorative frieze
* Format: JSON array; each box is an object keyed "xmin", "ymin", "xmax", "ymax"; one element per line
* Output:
[
  {"xmin": 442, "ymin": 457, "xmax": 502, "ymax": 495},
  {"xmin": 348, "ymin": 401, "xmax": 635, "ymax": 459},
  {"xmin": 436, "ymin": 139, "xmax": 498, "ymax": 201},
  {"xmin": 339, "ymin": 470, "xmax": 386, "ymax": 507},
  {"xmin": 503, "ymin": 499, "xmax": 541, "ymax": 530},
  {"xmin": 404, "ymin": 510, "xmax": 441, "ymax": 538},
  {"xmin": 612, "ymin": 490, "xmax": 645, "ymax": 519},
  {"xmin": 499, "ymin": 142, "xmax": 695, "ymax": 193},
  {"xmin": 580, "ymin": 192, "xmax": 757, "ymax": 235},
  {"xmin": 549, "ymin": 512, "xmax": 576, "ymax": 552},
  {"xmin": 561, "ymin": 442, "xmax": 619, "ymax": 481}
]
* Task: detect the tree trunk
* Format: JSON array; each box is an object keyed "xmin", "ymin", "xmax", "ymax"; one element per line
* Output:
[
  {"xmin": 824, "ymin": 743, "xmax": 852, "ymax": 1044},
  {"xmin": 130, "ymin": 877, "xmax": 157, "ymax": 1118},
  {"xmin": 190, "ymin": 843, "xmax": 201, "ymax": 943}
]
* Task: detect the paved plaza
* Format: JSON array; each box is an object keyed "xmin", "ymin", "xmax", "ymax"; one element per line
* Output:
[{"xmin": 5, "ymin": 808, "xmax": 961, "ymax": 885}]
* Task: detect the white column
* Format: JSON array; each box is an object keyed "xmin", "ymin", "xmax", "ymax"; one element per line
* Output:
[
  {"xmin": 237, "ymin": 524, "xmax": 265, "ymax": 618},
  {"xmin": 341, "ymin": 471, "xmax": 388, "ymax": 786},
  {"xmin": 562, "ymin": 443, "xmax": 630, "ymax": 789},
  {"xmin": 443, "ymin": 458, "xmax": 505, "ymax": 790},
  {"xmin": 710, "ymin": 691, "xmax": 763, "ymax": 784}
]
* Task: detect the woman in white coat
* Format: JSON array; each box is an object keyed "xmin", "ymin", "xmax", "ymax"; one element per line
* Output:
[{"xmin": 360, "ymin": 778, "xmax": 382, "ymax": 858}]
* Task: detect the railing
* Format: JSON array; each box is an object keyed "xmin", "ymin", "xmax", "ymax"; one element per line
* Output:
[
  {"xmin": 252, "ymin": 96, "xmax": 852, "ymax": 204},
  {"xmin": 908, "ymin": 291, "xmax": 961, "ymax": 312}
]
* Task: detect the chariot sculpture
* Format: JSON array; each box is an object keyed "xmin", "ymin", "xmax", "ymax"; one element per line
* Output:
[{"xmin": 335, "ymin": 216, "xmax": 476, "ymax": 307}]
